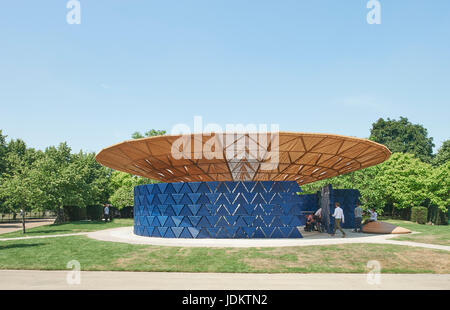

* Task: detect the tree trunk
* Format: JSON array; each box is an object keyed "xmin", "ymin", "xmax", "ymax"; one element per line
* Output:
[
  {"xmin": 21, "ymin": 211, "xmax": 26, "ymax": 234},
  {"xmin": 54, "ymin": 207, "xmax": 66, "ymax": 224}
]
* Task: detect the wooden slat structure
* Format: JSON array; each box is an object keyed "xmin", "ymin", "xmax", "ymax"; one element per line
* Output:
[{"xmin": 95, "ymin": 132, "xmax": 391, "ymax": 186}]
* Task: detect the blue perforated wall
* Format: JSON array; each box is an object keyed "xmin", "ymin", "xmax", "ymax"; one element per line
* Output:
[{"xmin": 133, "ymin": 181, "xmax": 311, "ymax": 239}]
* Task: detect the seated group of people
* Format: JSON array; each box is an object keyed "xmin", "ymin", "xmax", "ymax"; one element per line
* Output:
[{"xmin": 304, "ymin": 207, "xmax": 323, "ymax": 232}]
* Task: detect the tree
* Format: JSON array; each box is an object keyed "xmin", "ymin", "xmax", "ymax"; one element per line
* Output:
[
  {"xmin": 0, "ymin": 130, "xmax": 7, "ymax": 175},
  {"xmin": 109, "ymin": 171, "xmax": 155, "ymax": 209},
  {"xmin": 433, "ymin": 139, "xmax": 450, "ymax": 166},
  {"xmin": 131, "ymin": 129, "xmax": 166, "ymax": 139},
  {"xmin": 369, "ymin": 117, "xmax": 435, "ymax": 162}
]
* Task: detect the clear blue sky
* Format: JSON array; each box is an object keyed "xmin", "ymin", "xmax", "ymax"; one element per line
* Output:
[{"xmin": 0, "ymin": 1, "xmax": 449, "ymax": 154}]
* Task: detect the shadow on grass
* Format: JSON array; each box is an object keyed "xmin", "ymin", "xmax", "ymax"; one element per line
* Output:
[{"xmin": 0, "ymin": 243, "xmax": 44, "ymax": 250}]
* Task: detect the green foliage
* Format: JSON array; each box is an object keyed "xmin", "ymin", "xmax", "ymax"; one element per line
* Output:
[
  {"xmin": 109, "ymin": 171, "xmax": 156, "ymax": 209},
  {"xmin": 369, "ymin": 117, "xmax": 434, "ymax": 162},
  {"xmin": 433, "ymin": 139, "xmax": 450, "ymax": 166},
  {"xmin": 132, "ymin": 129, "xmax": 166, "ymax": 139},
  {"xmin": 411, "ymin": 207, "xmax": 428, "ymax": 224}
]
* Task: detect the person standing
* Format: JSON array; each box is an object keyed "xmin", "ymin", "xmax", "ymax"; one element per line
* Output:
[
  {"xmin": 331, "ymin": 202, "xmax": 346, "ymax": 237},
  {"xmin": 104, "ymin": 204, "xmax": 110, "ymax": 223},
  {"xmin": 314, "ymin": 207, "xmax": 323, "ymax": 232},
  {"xmin": 353, "ymin": 202, "xmax": 363, "ymax": 233}
]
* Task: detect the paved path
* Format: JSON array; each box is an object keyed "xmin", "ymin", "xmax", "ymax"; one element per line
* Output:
[
  {"xmin": 0, "ymin": 270, "xmax": 448, "ymax": 290},
  {"xmin": 87, "ymin": 227, "xmax": 450, "ymax": 251},
  {"xmin": 1, "ymin": 226, "xmax": 449, "ymax": 252},
  {"xmin": 0, "ymin": 219, "xmax": 54, "ymax": 235}
]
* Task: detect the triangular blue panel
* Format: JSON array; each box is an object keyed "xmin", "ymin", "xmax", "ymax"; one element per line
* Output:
[
  {"xmin": 171, "ymin": 216, "xmax": 183, "ymax": 227},
  {"xmin": 179, "ymin": 206, "xmax": 193, "ymax": 216},
  {"xmin": 216, "ymin": 216, "xmax": 229, "ymax": 227},
  {"xmin": 234, "ymin": 182, "xmax": 248, "ymax": 193},
  {"xmin": 206, "ymin": 227, "xmax": 220, "ymax": 238},
  {"xmin": 150, "ymin": 206, "xmax": 161, "ymax": 216},
  {"xmin": 254, "ymin": 228, "xmax": 266, "ymax": 238},
  {"xmin": 157, "ymin": 183, "xmax": 167, "ymax": 194},
  {"xmin": 197, "ymin": 182, "xmax": 211, "ymax": 193},
  {"xmin": 163, "ymin": 183, "xmax": 176, "ymax": 194},
  {"xmin": 234, "ymin": 227, "xmax": 247, "ymax": 238},
  {"xmin": 288, "ymin": 204, "xmax": 302, "ymax": 215},
  {"xmin": 145, "ymin": 216, "xmax": 154, "ymax": 226},
  {"xmin": 252, "ymin": 205, "xmax": 266, "ymax": 216},
  {"xmin": 290, "ymin": 216, "xmax": 303, "ymax": 226},
  {"xmin": 271, "ymin": 194, "xmax": 283, "ymax": 204},
  {"xmin": 164, "ymin": 205, "xmax": 176, "ymax": 216},
  {"xmin": 164, "ymin": 227, "xmax": 176, "ymax": 238},
  {"xmin": 270, "ymin": 227, "xmax": 284, "ymax": 238},
  {"xmin": 206, "ymin": 193, "xmax": 220, "ymax": 204},
  {"xmin": 262, "ymin": 216, "xmax": 275, "ymax": 227},
  {"xmin": 252, "ymin": 182, "xmax": 266, "ymax": 193},
  {"xmin": 216, "ymin": 227, "xmax": 230, "ymax": 238},
  {"xmin": 216, "ymin": 182, "xmax": 230, "ymax": 193},
  {"xmin": 197, "ymin": 205, "xmax": 210, "ymax": 216},
  {"xmin": 157, "ymin": 205, "xmax": 168, "ymax": 215},
  {"xmin": 180, "ymin": 194, "xmax": 193, "ymax": 205},
  {"xmin": 188, "ymin": 216, "xmax": 202, "ymax": 227},
  {"xmin": 151, "ymin": 185, "xmax": 162, "ymax": 194},
  {"xmin": 151, "ymin": 217, "xmax": 161, "ymax": 227},
  {"xmin": 216, "ymin": 205, "xmax": 231, "ymax": 216},
  {"xmin": 234, "ymin": 193, "xmax": 248, "ymax": 205},
  {"xmin": 187, "ymin": 227, "xmax": 200, "ymax": 238},
  {"xmin": 253, "ymin": 216, "xmax": 266, "ymax": 227},
  {"xmin": 158, "ymin": 227, "xmax": 168, "ymax": 237},
  {"xmin": 270, "ymin": 182, "xmax": 284, "ymax": 192},
  {"xmin": 271, "ymin": 216, "xmax": 284, "ymax": 227},
  {"xmin": 145, "ymin": 226, "xmax": 154, "ymax": 236},
  {"xmin": 261, "ymin": 181, "xmax": 274, "ymax": 192},
  {"xmin": 235, "ymin": 216, "xmax": 247, "ymax": 226},
  {"xmin": 172, "ymin": 182, "xmax": 184, "ymax": 193},
  {"xmin": 151, "ymin": 228, "xmax": 162, "ymax": 237},
  {"xmin": 197, "ymin": 194, "xmax": 210, "ymax": 204},
  {"xmin": 188, "ymin": 182, "xmax": 201, "ymax": 193},
  {"xmin": 243, "ymin": 227, "xmax": 256, "ymax": 238},
  {"xmin": 187, "ymin": 193, "xmax": 201, "ymax": 204},
  {"xmin": 157, "ymin": 216, "xmax": 168, "ymax": 226},
  {"xmin": 163, "ymin": 216, "xmax": 176, "ymax": 227},
  {"xmin": 271, "ymin": 205, "xmax": 284, "ymax": 215},
  {"xmin": 233, "ymin": 205, "xmax": 248, "ymax": 215},
  {"xmin": 178, "ymin": 183, "xmax": 192, "ymax": 194},
  {"xmin": 225, "ymin": 216, "xmax": 238, "ymax": 226},
  {"xmin": 197, "ymin": 216, "xmax": 211, "ymax": 228},
  {"xmin": 206, "ymin": 216, "xmax": 219, "ymax": 227},
  {"xmin": 164, "ymin": 194, "xmax": 176, "ymax": 204},
  {"xmin": 207, "ymin": 181, "xmax": 219, "ymax": 193},
  {"xmin": 172, "ymin": 205, "xmax": 184, "ymax": 216},
  {"xmin": 197, "ymin": 228, "xmax": 210, "ymax": 238},
  {"xmin": 180, "ymin": 216, "xmax": 192, "ymax": 227},
  {"xmin": 288, "ymin": 227, "xmax": 303, "ymax": 238},
  {"xmin": 262, "ymin": 227, "xmax": 275, "ymax": 237},
  {"xmin": 279, "ymin": 227, "xmax": 292, "ymax": 238},
  {"xmin": 243, "ymin": 204, "xmax": 256, "ymax": 215},
  {"xmin": 251, "ymin": 193, "xmax": 266, "ymax": 204},
  {"xmin": 225, "ymin": 227, "xmax": 238, "ymax": 238},
  {"xmin": 188, "ymin": 204, "xmax": 201, "ymax": 216},
  {"xmin": 243, "ymin": 216, "xmax": 255, "ymax": 226},
  {"xmin": 280, "ymin": 216, "xmax": 293, "ymax": 226},
  {"xmin": 242, "ymin": 192, "xmax": 256, "ymax": 204},
  {"xmin": 242, "ymin": 181, "xmax": 255, "ymax": 193},
  {"xmin": 171, "ymin": 227, "xmax": 184, "ymax": 238},
  {"xmin": 157, "ymin": 194, "xmax": 168, "ymax": 205},
  {"xmin": 262, "ymin": 204, "xmax": 274, "ymax": 215},
  {"xmin": 172, "ymin": 194, "xmax": 184, "ymax": 204}
]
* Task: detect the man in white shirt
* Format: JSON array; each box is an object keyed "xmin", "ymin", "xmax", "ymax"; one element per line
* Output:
[
  {"xmin": 331, "ymin": 202, "xmax": 346, "ymax": 237},
  {"xmin": 104, "ymin": 204, "xmax": 110, "ymax": 223}
]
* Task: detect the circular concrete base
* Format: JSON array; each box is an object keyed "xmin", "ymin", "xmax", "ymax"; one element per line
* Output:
[{"xmin": 87, "ymin": 226, "xmax": 400, "ymax": 248}]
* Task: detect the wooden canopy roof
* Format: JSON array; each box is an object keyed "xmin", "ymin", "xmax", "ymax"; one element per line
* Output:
[{"xmin": 95, "ymin": 132, "xmax": 391, "ymax": 186}]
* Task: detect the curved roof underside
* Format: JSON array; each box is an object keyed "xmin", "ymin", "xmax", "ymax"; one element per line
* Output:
[{"xmin": 95, "ymin": 132, "xmax": 391, "ymax": 186}]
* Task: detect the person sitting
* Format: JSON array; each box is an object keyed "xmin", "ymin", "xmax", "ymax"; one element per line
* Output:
[
  {"xmin": 363, "ymin": 208, "xmax": 378, "ymax": 225},
  {"xmin": 304, "ymin": 213, "xmax": 316, "ymax": 232},
  {"xmin": 314, "ymin": 207, "xmax": 323, "ymax": 232}
]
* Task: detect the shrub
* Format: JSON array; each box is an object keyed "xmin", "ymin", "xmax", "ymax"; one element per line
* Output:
[
  {"xmin": 411, "ymin": 206, "xmax": 428, "ymax": 224},
  {"xmin": 86, "ymin": 205, "xmax": 103, "ymax": 221}
]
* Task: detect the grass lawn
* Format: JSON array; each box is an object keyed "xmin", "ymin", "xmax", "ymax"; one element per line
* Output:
[
  {"xmin": 384, "ymin": 219, "xmax": 450, "ymax": 246},
  {"xmin": 0, "ymin": 219, "xmax": 133, "ymax": 238},
  {"xmin": 0, "ymin": 235, "xmax": 449, "ymax": 273}
]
